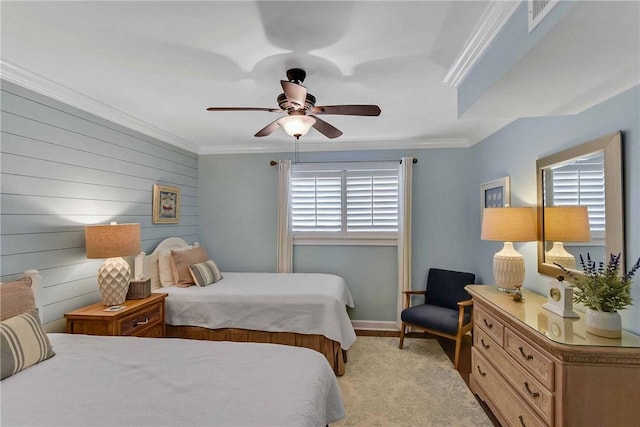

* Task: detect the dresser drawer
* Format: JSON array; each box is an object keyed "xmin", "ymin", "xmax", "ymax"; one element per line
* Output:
[
  {"xmin": 475, "ymin": 328, "xmax": 553, "ymax": 424},
  {"xmin": 475, "ymin": 307, "xmax": 504, "ymax": 346},
  {"xmin": 472, "ymin": 349, "xmax": 547, "ymax": 427},
  {"xmin": 505, "ymin": 329, "xmax": 554, "ymax": 389},
  {"xmin": 119, "ymin": 303, "xmax": 162, "ymax": 336}
]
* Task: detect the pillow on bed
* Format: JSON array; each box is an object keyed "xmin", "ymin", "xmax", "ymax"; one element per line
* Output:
[
  {"xmin": 171, "ymin": 247, "xmax": 209, "ymax": 287},
  {"xmin": 189, "ymin": 260, "xmax": 223, "ymax": 287},
  {"xmin": 1, "ymin": 308, "xmax": 55, "ymax": 380},
  {"xmin": 0, "ymin": 276, "xmax": 36, "ymax": 321},
  {"xmin": 159, "ymin": 246, "xmax": 192, "ymax": 287}
]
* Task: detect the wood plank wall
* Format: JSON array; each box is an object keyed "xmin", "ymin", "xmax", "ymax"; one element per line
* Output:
[{"xmin": 0, "ymin": 80, "xmax": 198, "ymax": 326}]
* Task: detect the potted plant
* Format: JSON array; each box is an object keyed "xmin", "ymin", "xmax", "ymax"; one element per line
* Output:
[{"xmin": 556, "ymin": 253, "xmax": 640, "ymax": 338}]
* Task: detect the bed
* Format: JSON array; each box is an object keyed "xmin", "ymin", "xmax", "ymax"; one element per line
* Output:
[
  {"xmin": 0, "ymin": 271, "xmax": 345, "ymax": 427},
  {"xmin": 136, "ymin": 237, "xmax": 357, "ymax": 375}
]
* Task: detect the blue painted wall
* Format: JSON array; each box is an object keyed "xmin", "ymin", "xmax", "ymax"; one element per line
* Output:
[
  {"xmin": 198, "ymin": 148, "xmax": 473, "ymax": 322},
  {"xmin": 469, "ymin": 85, "xmax": 640, "ymax": 334}
]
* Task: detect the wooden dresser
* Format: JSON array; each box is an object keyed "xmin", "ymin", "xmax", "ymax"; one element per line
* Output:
[
  {"xmin": 65, "ymin": 293, "xmax": 167, "ymax": 337},
  {"xmin": 465, "ymin": 285, "xmax": 640, "ymax": 427}
]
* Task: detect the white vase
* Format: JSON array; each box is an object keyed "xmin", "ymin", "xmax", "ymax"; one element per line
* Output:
[{"xmin": 585, "ymin": 308, "xmax": 622, "ymax": 338}]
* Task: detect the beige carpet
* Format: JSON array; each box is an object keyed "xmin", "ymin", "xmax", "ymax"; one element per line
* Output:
[{"xmin": 334, "ymin": 337, "xmax": 492, "ymax": 427}]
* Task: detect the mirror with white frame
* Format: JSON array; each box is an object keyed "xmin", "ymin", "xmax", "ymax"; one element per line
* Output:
[{"xmin": 537, "ymin": 131, "xmax": 624, "ymax": 278}]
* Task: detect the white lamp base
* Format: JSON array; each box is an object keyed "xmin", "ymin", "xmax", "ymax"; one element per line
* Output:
[
  {"xmin": 545, "ymin": 242, "xmax": 576, "ymax": 269},
  {"xmin": 493, "ymin": 242, "xmax": 525, "ymax": 294},
  {"xmin": 97, "ymin": 257, "xmax": 131, "ymax": 306}
]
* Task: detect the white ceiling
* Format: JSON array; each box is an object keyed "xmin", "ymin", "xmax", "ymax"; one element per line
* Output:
[{"xmin": 1, "ymin": 1, "xmax": 638, "ymax": 154}]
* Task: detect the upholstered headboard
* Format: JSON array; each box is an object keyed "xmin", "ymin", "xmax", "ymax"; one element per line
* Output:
[{"xmin": 134, "ymin": 237, "xmax": 196, "ymax": 290}]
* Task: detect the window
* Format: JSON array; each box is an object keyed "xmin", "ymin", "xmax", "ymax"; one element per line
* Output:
[
  {"xmin": 290, "ymin": 162, "xmax": 399, "ymax": 244},
  {"xmin": 548, "ymin": 151, "xmax": 605, "ymax": 238}
]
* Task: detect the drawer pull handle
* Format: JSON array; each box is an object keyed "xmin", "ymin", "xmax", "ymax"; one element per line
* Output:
[
  {"xmin": 524, "ymin": 381, "xmax": 540, "ymax": 398},
  {"xmin": 482, "ymin": 318, "xmax": 493, "ymax": 329},
  {"xmin": 519, "ymin": 415, "xmax": 526, "ymax": 427},
  {"xmin": 476, "ymin": 365, "xmax": 487, "ymax": 377},
  {"xmin": 480, "ymin": 338, "xmax": 490, "ymax": 350},
  {"xmin": 135, "ymin": 318, "xmax": 150, "ymax": 326},
  {"xmin": 519, "ymin": 346, "xmax": 534, "ymax": 360}
]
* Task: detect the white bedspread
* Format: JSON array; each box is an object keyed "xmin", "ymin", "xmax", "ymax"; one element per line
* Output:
[
  {"xmin": 158, "ymin": 272, "xmax": 357, "ymax": 349},
  {"xmin": 1, "ymin": 333, "xmax": 345, "ymax": 427}
]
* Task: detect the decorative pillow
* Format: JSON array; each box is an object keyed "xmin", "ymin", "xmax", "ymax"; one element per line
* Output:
[
  {"xmin": 171, "ymin": 247, "xmax": 209, "ymax": 287},
  {"xmin": 189, "ymin": 260, "xmax": 224, "ymax": 287},
  {"xmin": 158, "ymin": 246, "xmax": 192, "ymax": 287},
  {"xmin": 1, "ymin": 308, "xmax": 55, "ymax": 380},
  {"xmin": 0, "ymin": 277, "xmax": 36, "ymax": 321}
]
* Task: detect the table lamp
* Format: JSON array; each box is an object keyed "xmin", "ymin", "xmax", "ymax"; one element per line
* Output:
[
  {"xmin": 543, "ymin": 206, "xmax": 591, "ymax": 268},
  {"xmin": 85, "ymin": 222, "xmax": 141, "ymax": 306},
  {"xmin": 481, "ymin": 207, "xmax": 537, "ymax": 294}
]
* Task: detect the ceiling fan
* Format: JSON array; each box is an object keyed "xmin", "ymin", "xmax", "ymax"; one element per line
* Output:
[{"xmin": 206, "ymin": 68, "xmax": 381, "ymax": 140}]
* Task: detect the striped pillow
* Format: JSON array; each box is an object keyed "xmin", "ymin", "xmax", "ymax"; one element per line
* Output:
[
  {"xmin": 188, "ymin": 260, "xmax": 223, "ymax": 287},
  {"xmin": 1, "ymin": 309, "xmax": 55, "ymax": 380}
]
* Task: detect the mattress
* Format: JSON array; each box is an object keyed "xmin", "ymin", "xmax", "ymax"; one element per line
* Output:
[
  {"xmin": 1, "ymin": 333, "xmax": 345, "ymax": 426},
  {"xmin": 157, "ymin": 272, "xmax": 357, "ymax": 349}
]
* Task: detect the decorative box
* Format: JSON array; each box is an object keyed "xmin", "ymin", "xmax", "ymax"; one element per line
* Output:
[{"xmin": 126, "ymin": 278, "xmax": 151, "ymax": 300}]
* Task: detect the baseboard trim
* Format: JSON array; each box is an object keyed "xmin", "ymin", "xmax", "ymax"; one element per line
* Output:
[{"xmin": 352, "ymin": 320, "xmax": 399, "ymax": 331}]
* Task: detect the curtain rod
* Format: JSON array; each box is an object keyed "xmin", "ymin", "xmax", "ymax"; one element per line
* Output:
[{"xmin": 269, "ymin": 158, "xmax": 417, "ymax": 166}]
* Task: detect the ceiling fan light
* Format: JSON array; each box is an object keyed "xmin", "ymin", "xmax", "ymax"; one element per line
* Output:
[{"xmin": 277, "ymin": 115, "xmax": 316, "ymax": 138}]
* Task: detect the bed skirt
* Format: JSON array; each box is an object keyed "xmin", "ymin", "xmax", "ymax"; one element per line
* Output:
[{"xmin": 165, "ymin": 325, "xmax": 347, "ymax": 376}]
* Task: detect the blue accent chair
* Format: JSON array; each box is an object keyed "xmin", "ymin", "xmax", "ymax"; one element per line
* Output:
[{"xmin": 399, "ymin": 268, "xmax": 476, "ymax": 369}]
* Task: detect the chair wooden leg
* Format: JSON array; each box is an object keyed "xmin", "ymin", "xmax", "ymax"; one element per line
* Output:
[
  {"xmin": 453, "ymin": 337, "xmax": 462, "ymax": 369},
  {"xmin": 399, "ymin": 322, "xmax": 406, "ymax": 349}
]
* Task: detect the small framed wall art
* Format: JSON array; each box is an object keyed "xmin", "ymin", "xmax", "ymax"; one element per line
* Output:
[
  {"xmin": 152, "ymin": 184, "xmax": 181, "ymax": 224},
  {"xmin": 481, "ymin": 176, "xmax": 511, "ymax": 215}
]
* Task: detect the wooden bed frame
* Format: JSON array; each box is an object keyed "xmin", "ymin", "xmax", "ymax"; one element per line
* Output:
[{"xmin": 135, "ymin": 238, "xmax": 348, "ymax": 376}]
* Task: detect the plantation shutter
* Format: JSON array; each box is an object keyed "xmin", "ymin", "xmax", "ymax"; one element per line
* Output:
[
  {"xmin": 290, "ymin": 162, "xmax": 399, "ymax": 235},
  {"xmin": 550, "ymin": 151, "xmax": 605, "ymax": 232},
  {"xmin": 291, "ymin": 171, "xmax": 342, "ymax": 232},
  {"xmin": 346, "ymin": 170, "xmax": 399, "ymax": 232}
]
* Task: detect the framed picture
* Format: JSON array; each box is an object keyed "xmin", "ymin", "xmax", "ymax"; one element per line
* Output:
[
  {"xmin": 481, "ymin": 176, "xmax": 510, "ymax": 214},
  {"xmin": 152, "ymin": 184, "xmax": 181, "ymax": 224}
]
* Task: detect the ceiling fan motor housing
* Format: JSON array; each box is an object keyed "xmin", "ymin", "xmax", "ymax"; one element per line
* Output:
[{"xmin": 277, "ymin": 93, "xmax": 316, "ymax": 112}]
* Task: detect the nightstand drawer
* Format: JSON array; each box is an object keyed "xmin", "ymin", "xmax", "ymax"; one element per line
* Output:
[
  {"xmin": 65, "ymin": 293, "xmax": 166, "ymax": 338},
  {"xmin": 119, "ymin": 304, "xmax": 162, "ymax": 336},
  {"xmin": 475, "ymin": 307, "xmax": 504, "ymax": 346}
]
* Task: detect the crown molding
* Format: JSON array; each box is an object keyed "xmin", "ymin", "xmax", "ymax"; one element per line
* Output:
[
  {"xmin": 0, "ymin": 60, "xmax": 200, "ymax": 154},
  {"xmin": 444, "ymin": 0, "xmax": 521, "ymax": 88},
  {"xmin": 198, "ymin": 137, "xmax": 471, "ymax": 155}
]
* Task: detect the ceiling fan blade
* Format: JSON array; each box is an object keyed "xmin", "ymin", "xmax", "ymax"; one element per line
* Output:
[
  {"xmin": 310, "ymin": 105, "xmax": 381, "ymax": 116},
  {"xmin": 207, "ymin": 107, "xmax": 282, "ymax": 112},
  {"xmin": 310, "ymin": 116, "xmax": 343, "ymax": 139},
  {"xmin": 254, "ymin": 119, "xmax": 281, "ymax": 137},
  {"xmin": 280, "ymin": 80, "xmax": 307, "ymax": 109}
]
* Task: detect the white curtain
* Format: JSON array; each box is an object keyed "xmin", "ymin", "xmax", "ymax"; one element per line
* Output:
[
  {"xmin": 276, "ymin": 160, "xmax": 293, "ymax": 273},
  {"xmin": 397, "ymin": 157, "xmax": 413, "ymax": 327}
]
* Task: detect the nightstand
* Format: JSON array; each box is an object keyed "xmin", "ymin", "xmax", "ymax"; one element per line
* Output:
[{"xmin": 65, "ymin": 293, "xmax": 167, "ymax": 337}]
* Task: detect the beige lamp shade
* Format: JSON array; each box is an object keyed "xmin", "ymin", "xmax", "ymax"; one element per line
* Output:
[
  {"xmin": 85, "ymin": 223, "xmax": 141, "ymax": 258},
  {"xmin": 544, "ymin": 206, "xmax": 591, "ymax": 242},
  {"xmin": 85, "ymin": 223, "xmax": 141, "ymax": 306},
  {"xmin": 481, "ymin": 207, "xmax": 537, "ymax": 242}
]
